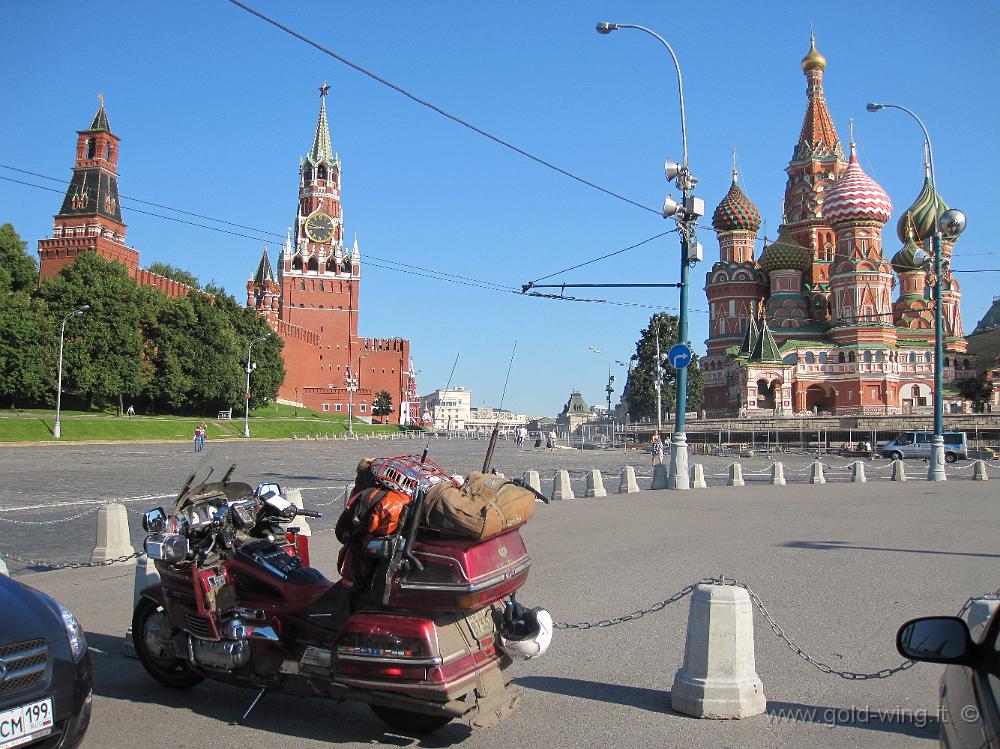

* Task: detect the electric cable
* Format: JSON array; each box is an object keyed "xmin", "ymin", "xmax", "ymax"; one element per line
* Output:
[
  {"xmin": 527, "ymin": 230, "xmax": 674, "ymax": 285},
  {"xmin": 227, "ymin": 0, "xmax": 661, "ymax": 216}
]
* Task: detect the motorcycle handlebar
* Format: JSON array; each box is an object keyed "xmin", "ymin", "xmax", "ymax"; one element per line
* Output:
[{"xmin": 296, "ymin": 509, "xmax": 322, "ymax": 519}]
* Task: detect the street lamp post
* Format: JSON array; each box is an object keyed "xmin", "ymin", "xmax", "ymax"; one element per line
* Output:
[
  {"xmin": 344, "ymin": 367, "xmax": 358, "ymax": 435},
  {"xmin": 53, "ymin": 305, "xmax": 89, "ymax": 439},
  {"xmin": 867, "ymin": 102, "xmax": 966, "ymax": 481},
  {"xmin": 243, "ymin": 333, "xmax": 270, "ymax": 438},
  {"xmin": 597, "ymin": 21, "xmax": 703, "ymax": 490}
]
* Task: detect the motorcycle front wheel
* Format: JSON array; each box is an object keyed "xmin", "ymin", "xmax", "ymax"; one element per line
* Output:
[
  {"xmin": 132, "ymin": 597, "xmax": 203, "ymax": 689},
  {"xmin": 369, "ymin": 705, "xmax": 451, "ymax": 735}
]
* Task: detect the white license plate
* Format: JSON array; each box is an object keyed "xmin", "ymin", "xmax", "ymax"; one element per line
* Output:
[{"xmin": 0, "ymin": 698, "xmax": 54, "ymax": 749}]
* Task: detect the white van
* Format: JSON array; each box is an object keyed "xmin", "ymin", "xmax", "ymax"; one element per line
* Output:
[{"xmin": 880, "ymin": 431, "xmax": 968, "ymax": 463}]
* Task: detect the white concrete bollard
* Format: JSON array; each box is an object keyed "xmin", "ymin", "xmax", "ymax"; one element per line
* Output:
[
  {"xmin": 285, "ymin": 488, "xmax": 311, "ymax": 537},
  {"xmin": 651, "ymin": 463, "xmax": 670, "ymax": 490},
  {"xmin": 891, "ymin": 459, "xmax": 907, "ymax": 481},
  {"xmin": 585, "ymin": 469, "xmax": 607, "ymax": 498},
  {"xmin": 671, "ymin": 583, "xmax": 766, "ymax": 719},
  {"xmin": 770, "ymin": 462, "xmax": 786, "ymax": 486},
  {"xmin": 809, "ymin": 460, "xmax": 826, "ymax": 485},
  {"xmin": 727, "ymin": 463, "xmax": 745, "ymax": 487},
  {"xmin": 973, "ymin": 460, "xmax": 989, "ymax": 481},
  {"xmin": 132, "ymin": 554, "xmax": 161, "ymax": 608},
  {"xmin": 850, "ymin": 461, "xmax": 867, "ymax": 483},
  {"xmin": 526, "ymin": 470, "xmax": 542, "ymax": 494},
  {"xmin": 691, "ymin": 464, "xmax": 707, "ymax": 489},
  {"xmin": 619, "ymin": 466, "xmax": 640, "ymax": 494},
  {"xmin": 551, "ymin": 470, "xmax": 575, "ymax": 501},
  {"xmin": 0, "ymin": 554, "xmax": 8, "ymax": 576},
  {"xmin": 967, "ymin": 598, "xmax": 1000, "ymax": 641},
  {"xmin": 91, "ymin": 502, "xmax": 135, "ymax": 564}
]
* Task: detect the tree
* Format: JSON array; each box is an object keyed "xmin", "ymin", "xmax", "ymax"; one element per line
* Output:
[
  {"xmin": 625, "ymin": 312, "xmax": 704, "ymax": 423},
  {"xmin": 209, "ymin": 289, "xmax": 284, "ymax": 409},
  {"xmin": 372, "ymin": 390, "xmax": 393, "ymax": 422},
  {"xmin": 956, "ymin": 374, "xmax": 995, "ymax": 414},
  {"xmin": 147, "ymin": 262, "xmax": 200, "ymax": 290},
  {"xmin": 0, "ymin": 293, "xmax": 53, "ymax": 408},
  {"xmin": 0, "ymin": 223, "xmax": 38, "ymax": 293}
]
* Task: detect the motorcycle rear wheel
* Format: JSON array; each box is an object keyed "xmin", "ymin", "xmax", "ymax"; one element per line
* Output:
[
  {"xmin": 369, "ymin": 705, "xmax": 451, "ymax": 735},
  {"xmin": 132, "ymin": 597, "xmax": 204, "ymax": 689}
]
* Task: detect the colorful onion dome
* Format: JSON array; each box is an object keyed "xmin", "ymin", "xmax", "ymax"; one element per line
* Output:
[
  {"xmin": 759, "ymin": 225, "xmax": 812, "ymax": 273},
  {"xmin": 891, "ymin": 239, "xmax": 926, "ymax": 273},
  {"xmin": 896, "ymin": 171, "xmax": 950, "ymax": 243},
  {"xmin": 823, "ymin": 145, "xmax": 893, "ymax": 224},
  {"xmin": 801, "ymin": 34, "xmax": 827, "ymax": 71},
  {"xmin": 712, "ymin": 171, "xmax": 761, "ymax": 232}
]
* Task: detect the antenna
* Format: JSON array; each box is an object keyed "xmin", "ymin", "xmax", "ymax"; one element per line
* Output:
[
  {"xmin": 421, "ymin": 352, "xmax": 460, "ymax": 463},
  {"xmin": 497, "ymin": 341, "xmax": 518, "ymax": 411},
  {"xmin": 482, "ymin": 341, "xmax": 518, "ymax": 473}
]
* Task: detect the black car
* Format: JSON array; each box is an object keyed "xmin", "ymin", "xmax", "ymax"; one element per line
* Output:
[
  {"xmin": 0, "ymin": 574, "xmax": 92, "ymax": 749},
  {"xmin": 897, "ymin": 608, "xmax": 1000, "ymax": 748}
]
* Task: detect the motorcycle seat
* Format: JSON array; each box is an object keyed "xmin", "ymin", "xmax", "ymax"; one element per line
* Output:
[{"xmin": 299, "ymin": 580, "xmax": 354, "ymax": 630}]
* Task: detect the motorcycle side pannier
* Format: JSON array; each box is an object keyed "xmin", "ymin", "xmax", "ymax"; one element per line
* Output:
[
  {"xmin": 422, "ymin": 473, "xmax": 535, "ymax": 541},
  {"xmin": 388, "ymin": 528, "xmax": 530, "ymax": 612}
]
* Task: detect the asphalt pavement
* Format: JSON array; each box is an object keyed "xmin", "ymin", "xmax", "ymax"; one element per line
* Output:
[{"xmin": 2, "ymin": 438, "xmax": 998, "ymax": 747}]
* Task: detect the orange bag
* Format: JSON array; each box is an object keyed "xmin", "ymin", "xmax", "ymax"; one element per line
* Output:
[{"xmin": 365, "ymin": 489, "xmax": 411, "ymax": 536}]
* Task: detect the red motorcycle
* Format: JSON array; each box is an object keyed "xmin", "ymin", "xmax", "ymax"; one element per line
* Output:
[{"xmin": 132, "ymin": 459, "xmax": 551, "ymax": 735}]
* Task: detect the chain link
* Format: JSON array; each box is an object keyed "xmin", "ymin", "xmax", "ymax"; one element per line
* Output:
[
  {"xmin": 0, "ymin": 551, "xmax": 143, "ymax": 572},
  {"xmin": 553, "ymin": 583, "xmax": 698, "ymax": 629},
  {"xmin": 0, "ymin": 505, "xmax": 102, "ymax": 526}
]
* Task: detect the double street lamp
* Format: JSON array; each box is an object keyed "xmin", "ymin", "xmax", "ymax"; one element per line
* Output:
[
  {"xmin": 597, "ymin": 22, "xmax": 703, "ymax": 490},
  {"xmin": 344, "ymin": 366, "xmax": 359, "ymax": 435},
  {"xmin": 866, "ymin": 102, "xmax": 967, "ymax": 481},
  {"xmin": 243, "ymin": 333, "xmax": 270, "ymax": 438},
  {"xmin": 53, "ymin": 305, "xmax": 89, "ymax": 439}
]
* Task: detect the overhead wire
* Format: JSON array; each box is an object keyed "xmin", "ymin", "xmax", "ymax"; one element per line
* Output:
[{"xmin": 227, "ymin": 0, "xmax": 661, "ymax": 217}]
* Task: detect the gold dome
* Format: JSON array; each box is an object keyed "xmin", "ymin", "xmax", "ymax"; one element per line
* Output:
[{"xmin": 801, "ymin": 34, "xmax": 827, "ymax": 71}]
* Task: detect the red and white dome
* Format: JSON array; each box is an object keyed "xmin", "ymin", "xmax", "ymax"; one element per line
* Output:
[{"xmin": 823, "ymin": 146, "xmax": 892, "ymax": 225}]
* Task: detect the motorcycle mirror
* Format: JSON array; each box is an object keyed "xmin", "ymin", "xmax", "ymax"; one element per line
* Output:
[{"xmin": 142, "ymin": 507, "xmax": 167, "ymax": 533}]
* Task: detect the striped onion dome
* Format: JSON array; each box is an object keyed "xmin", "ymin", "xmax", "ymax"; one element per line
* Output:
[
  {"xmin": 891, "ymin": 239, "xmax": 925, "ymax": 273},
  {"xmin": 823, "ymin": 145, "xmax": 893, "ymax": 225},
  {"xmin": 759, "ymin": 225, "xmax": 812, "ymax": 273},
  {"xmin": 896, "ymin": 172, "xmax": 949, "ymax": 243},
  {"xmin": 712, "ymin": 171, "xmax": 761, "ymax": 232}
]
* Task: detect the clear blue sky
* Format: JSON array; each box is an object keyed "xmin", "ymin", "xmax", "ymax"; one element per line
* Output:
[{"xmin": 3, "ymin": 1, "xmax": 998, "ymax": 416}]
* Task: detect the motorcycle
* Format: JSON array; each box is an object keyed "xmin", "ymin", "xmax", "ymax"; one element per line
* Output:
[{"xmin": 132, "ymin": 458, "xmax": 550, "ymax": 735}]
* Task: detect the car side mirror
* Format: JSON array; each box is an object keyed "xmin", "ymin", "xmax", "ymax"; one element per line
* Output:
[
  {"xmin": 897, "ymin": 616, "xmax": 975, "ymax": 665},
  {"xmin": 142, "ymin": 507, "xmax": 167, "ymax": 533}
]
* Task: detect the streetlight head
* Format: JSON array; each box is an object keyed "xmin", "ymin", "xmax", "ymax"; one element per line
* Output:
[
  {"xmin": 938, "ymin": 208, "xmax": 967, "ymax": 238},
  {"xmin": 663, "ymin": 158, "xmax": 681, "ymax": 182},
  {"xmin": 595, "ymin": 21, "xmax": 618, "ymax": 34},
  {"xmin": 662, "ymin": 195, "xmax": 679, "ymax": 218},
  {"xmin": 866, "ymin": 102, "xmax": 884, "ymax": 113},
  {"xmin": 911, "ymin": 248, "xmax": 931, "ymax": 268}
]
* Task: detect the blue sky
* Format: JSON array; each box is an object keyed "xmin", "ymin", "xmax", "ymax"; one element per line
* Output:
[{"xmin": 3, "ymin": 1, "xmax": 998, "ymax": 416}]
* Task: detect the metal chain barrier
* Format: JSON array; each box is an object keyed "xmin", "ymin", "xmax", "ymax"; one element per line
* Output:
[
  {"xmin": 1, "ymin": 551, "xmax": 143, "ymax": 572},
  {"xmin": 0, "ymin": 505, "xmax": 102, "ymax": 525},
  {"xmin": 553, "ymin": 582, "xmax": 699, "ymax": 630}
]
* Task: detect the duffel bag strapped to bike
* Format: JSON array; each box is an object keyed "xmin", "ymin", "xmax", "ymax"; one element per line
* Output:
[{"xmin": 422, "ymin": 472, "xmax": 536, "ymax": 541}]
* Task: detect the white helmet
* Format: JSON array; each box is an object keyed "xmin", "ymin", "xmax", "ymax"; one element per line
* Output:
[{"xmin": 495, "ymin": 599, "xmax": 553, "ymax": 661}]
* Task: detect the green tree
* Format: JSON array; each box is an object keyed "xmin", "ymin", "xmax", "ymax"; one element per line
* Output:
[
  {"xmin": 0, "ymin": 293, "xmax": 53, "ymax": 408},
  {"xmin": 147, "ymin": 262, "xmax": 200, "ymax": 290},
  {"xmin": 625, "ymin": 312, "xmax": 703, "ymax": 423},
  {"xmin": 210, "ymin": 288, "xmax": 284, "ymax": 409},
  {"xmin": 0, "ymin": 223, "xmax": 38, "ymax": 293},
  {"xmin": 372, "ymin": 390, "xmax": 393, "ymax": 422},
  {"xmin": 956, "ymin": 374, "xmax": 995, "ymax": 413},
  {"xmin": 36, "ymin": 252, "xmax": 160, "ymax": 413}
]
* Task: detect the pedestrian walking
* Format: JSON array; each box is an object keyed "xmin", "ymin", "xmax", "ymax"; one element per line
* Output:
[
  {"xmin": 193, "ymin": 425, "xmax": 202, "ymax": 453},
  {"xmin": 126, "ymin": 404, "xmax": 135, "ymax": 419},
  {"xmin": 198, "ymin": 423, "xmax": 207, "ymax": 452},
  {"xmin": 650, "ymin": 431, "xmax": 664, "ymax": 466}
]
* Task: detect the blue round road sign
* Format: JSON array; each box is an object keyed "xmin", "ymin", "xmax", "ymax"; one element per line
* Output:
[{"xmin": 667, "ymin": 343, "xmax": 692, "ymax": 369}]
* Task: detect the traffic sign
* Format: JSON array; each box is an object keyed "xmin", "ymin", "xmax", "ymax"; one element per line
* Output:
[{"xmin": 667, "ymin": 343, "xmax": 692, "ymax": 369}]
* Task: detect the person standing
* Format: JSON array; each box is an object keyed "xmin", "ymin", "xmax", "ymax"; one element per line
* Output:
[
  {"xmin": 193, "ymin": 425, "xmax": 202, "ymax": 453},
  {"xmin": 650, "ymin": 431, "xmax": 664, "ymax": 466},
  {"xmin": 198, "ymin": 423, "xmax": 207, "ymax": 452}
]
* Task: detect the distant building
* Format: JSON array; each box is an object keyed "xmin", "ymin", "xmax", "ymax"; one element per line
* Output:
[
  {"xmin": 37, "ymin": 97, "xmax": 193, "ymax": 299},
  {"xmin": 556, "ymin": 390, "xmax": 598, "ymax": 434},
  {"xmin": 465, "ymin": 407, "xmax": 529, "ymax": 435},
  {"xmin": 420, "ymin": 387, "xmax": 472, "ymax": 430}
]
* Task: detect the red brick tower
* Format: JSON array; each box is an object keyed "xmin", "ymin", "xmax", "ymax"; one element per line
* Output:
[
  {"xmin": 279, "ymin": 82, "xmax": 359, "ymax": 373},
  {"xmin": 247, "ymin": 244, "xmax": 280, "ymax": 322},
  {"xmin": 38, "ymin": 96, "xmax": 136, "ymax": 279},
  {"xmin": 782, "ymin": 35, "xmax": 848, "ymax": 327}
]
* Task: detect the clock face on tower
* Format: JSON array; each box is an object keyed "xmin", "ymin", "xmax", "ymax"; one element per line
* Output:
[{"xmin": 305, "ymin": 212, "xmax": 335, "ymax": 243}]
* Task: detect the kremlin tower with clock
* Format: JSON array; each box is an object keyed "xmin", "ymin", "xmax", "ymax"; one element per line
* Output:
[{"xmin": 247, "ymin": 85, "xmax": 414, "ymax": 424}]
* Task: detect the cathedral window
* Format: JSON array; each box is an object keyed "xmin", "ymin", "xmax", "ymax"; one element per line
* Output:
[
  {"xmin": 848, "ymin": 352, "xmax": 856, "ymax": 363},
  {"xmin": 863, "ymin": 351, "xmax": 872, "ymax": 363},
  {"xmin": 819, "ymin": 352, "xmax": 828, "ymax": 364},
  {"xmin": 293, "ymin": 257, "xmax": 303, "ymax": 271},
  {"xmin": 307, "ymin": 257, "xmax": 319, "ymax": 272},
  {"xmin": 105, "ymin": 143, "xmax": 113, "ymax": 161},
  {"xmin": 805, "ymin": 352, "xmax": 815, "ymax": 364},
  {"xmin": 85, "ymin": 138, "xmax": 95, "ymax": 159},
  {"xmin": 944, "ymin": 357, "xmax": 950, "ymax": 368},
  {"xmin": 876, "ymin": 351, "xmax": 884, "ymax": 363},
  {"xmin": 909, "ymin": 352, "xmax": 916, "ymax": 364},
  {"xmin": 305, "ymin": 168, "xmax": 313, "ymax": 182},
  {"xmin": 318, "ymin": 166, "xmax": 327, "ymax": 180}
]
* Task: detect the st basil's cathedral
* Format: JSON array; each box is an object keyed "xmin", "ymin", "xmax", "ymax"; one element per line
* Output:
[{"xmin": 701, "ymin": 36, "xmax": 977, "ymax": 417}]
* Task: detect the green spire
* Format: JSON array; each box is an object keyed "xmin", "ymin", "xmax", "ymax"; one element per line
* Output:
[
  {"xmin": 308, "ymin": 83, "xmax": 334, "ymax": 165},
  {"xmin": 749, "ymin": 315, "xmax": 783, "ymax": 363},
  {"xmin": 738, "ymin": 305, "xmax": 759, "ymax": 357}
]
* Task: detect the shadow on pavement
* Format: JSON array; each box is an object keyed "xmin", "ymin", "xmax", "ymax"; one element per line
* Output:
[
  {"xmin": 85, "ymin": 632, "xmax": 473, "ymax": 747},
  {"xmin": 783, "ymin": 540, "xmax": 1000, "ymax": 559},
  {"xmin": 516, "ymin": 675, "xmax": 673, "ymax": 714}
]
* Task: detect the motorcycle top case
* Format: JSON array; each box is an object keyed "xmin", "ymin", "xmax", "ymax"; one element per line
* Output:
[{"xmin": 388, "ymin": 528, "xmax": 530, "ymax": 612}]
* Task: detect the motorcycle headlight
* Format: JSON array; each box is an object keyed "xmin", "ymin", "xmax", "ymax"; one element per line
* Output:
[{"xmin": 55, "ymin": 602, "xmax": 87, "ymax": 661}]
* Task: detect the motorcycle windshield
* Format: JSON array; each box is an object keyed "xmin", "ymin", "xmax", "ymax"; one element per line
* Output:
[{"xmin": 173, "ymin": 443, "xmax": 255, "ymax": 513}]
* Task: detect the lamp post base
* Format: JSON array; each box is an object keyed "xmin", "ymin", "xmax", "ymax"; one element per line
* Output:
[
  {"xmin": 53, "ymin": 421, "xmax": 61, "ymax": 439},
  {"xmin": 670, "ymin": 432, "xmax": 690, "ymax": 490},
  {"xmin": 243, "ymin": 424, "xmax": 250, "ymax": 438},
  {"xmin": 928, "ymin": 437, "xmax": 947, "ymax": 481}
]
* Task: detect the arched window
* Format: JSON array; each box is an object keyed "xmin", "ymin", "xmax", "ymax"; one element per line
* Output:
[
  {"xmin": 105, "ymin": 143, "xmax": 113, "ymax": 161},
  {"xmin": 299, "ymin": 280, "xmax": 305, "ymax": 290},
  {"xmin": 292, "ymin": 256, "xmax": 302, "ymax": 271},
  {"xmin": 863, "ymin": 351, "xmax": 873, "ymax": 363},
  {"xmin": 848, "ymin": 351, "xmax": 856, "ymax": 363},
  {"xmin": 839, "ymin": 351, "xmax": 846, "ymax": 364},
  {"xmin": 925, "ymin": 352, "xmax": 932, "ymax": 363},
  {"xmin": 317, "ymin": 166, "xmax": 327, "ymax": 180},
  {"xmin": 85, "ymin": 138, "xmax": 95, "ymax": 159},
  {"xmin": 909, "ymin": 352, "xmax": 916, "ymax": 364},
  {"xmin": 911, "ymin": 385, "xmax": 920, "ymax": 398},
  {"xmin": 304, "ymin": 168, "xmax": 313, "ymax": 182},
  {"xmin": 875, "ymin": 351, "xmax": 884, "ymax": 363},
  {"xmin": 307, "ymin": 257, "xmax": 319, "ymax": 272},
  {"xmin": 944, "ymin": 357, "xmax": 951, "ymax": 367},
  {"xmin": 805, "ymin": 352, "xmax": 815, "ymax": 364},
  {"xmin": 819, "ymin": 352, "xmax": 828, "ymax": 364}
]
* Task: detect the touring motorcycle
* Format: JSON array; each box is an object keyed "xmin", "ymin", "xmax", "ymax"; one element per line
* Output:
[{"xmin": 132, "ymin": 459, "xmax": 551, "ymax": 735}]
